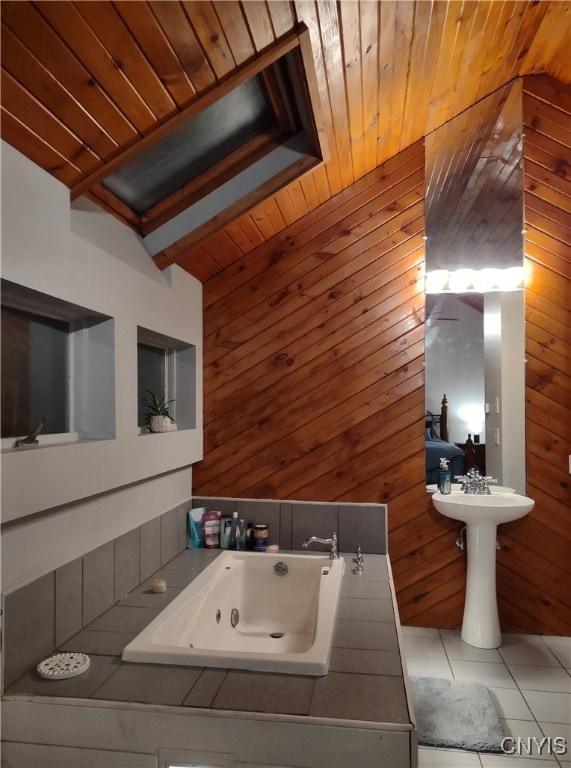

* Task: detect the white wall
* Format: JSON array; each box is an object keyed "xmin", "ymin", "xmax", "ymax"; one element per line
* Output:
[
  {"xmin": 1, "ymin": 142, "xmax": 203, "ymax": 591},
  {"xmin": 484, "ymin": 292, "xmax": 526, "ymax": 493}
]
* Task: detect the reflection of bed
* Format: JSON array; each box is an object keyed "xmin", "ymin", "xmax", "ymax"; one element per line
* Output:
[{"xmin": 425, "ymin": 394, "xmax": 465, "ymax": 485}]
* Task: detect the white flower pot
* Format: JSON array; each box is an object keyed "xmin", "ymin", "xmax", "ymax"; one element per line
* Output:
[{"xmin": 150, "ymin": 415, "xmax": 172, "ymax": 433}]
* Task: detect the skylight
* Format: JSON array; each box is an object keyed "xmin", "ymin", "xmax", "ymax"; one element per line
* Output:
[
  {"xmin": 71, "ymin": 26, "xmax": 325, "ymax": 266},
  {"xmin": 102, "ymin": 75, "xmax": 278, "ymax": 215}
]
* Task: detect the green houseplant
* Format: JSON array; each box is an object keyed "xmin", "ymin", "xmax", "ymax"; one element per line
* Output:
[{"xmin": 142, "ymin": 389, "xmax": 175, "ymax": 433}]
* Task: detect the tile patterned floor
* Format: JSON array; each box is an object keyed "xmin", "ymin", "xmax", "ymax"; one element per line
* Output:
[{"xmin": 401, "ymin": 627, "xmax": 571, "ymax": 768}]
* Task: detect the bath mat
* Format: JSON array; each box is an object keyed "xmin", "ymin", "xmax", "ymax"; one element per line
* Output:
[{"xmin": 411, "ymin": 676, "xmax": 505, "ymax": 753}]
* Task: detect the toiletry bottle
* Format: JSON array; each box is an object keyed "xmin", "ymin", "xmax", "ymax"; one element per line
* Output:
[
  {"xmin": 438, "ymin": 458, "xmax": 451, "ymax": 494},
  {"xmin": 236, "ymin": 518, "xmax": 246, "ymax": 550},
  {"xmin": 229, "ymin": 510, "xmax": 238, "ymax": 550},
  {"xmin": 245, "ymin": 522, "xmax": 254, "ymax": 550},
  {"xmin": 220, "ymin": 516, "xmax": 232, "ymax": 549}
]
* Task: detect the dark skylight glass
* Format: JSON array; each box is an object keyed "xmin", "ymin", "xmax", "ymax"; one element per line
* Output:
[{"xmin": 102, "ymin": 75, "xmax": 276, "ymax": 215}]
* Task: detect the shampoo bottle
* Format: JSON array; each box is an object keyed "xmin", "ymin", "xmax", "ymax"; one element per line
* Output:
[{"xmin": 438, "ymin": 458, "xmax": 451, "ymax": 494}]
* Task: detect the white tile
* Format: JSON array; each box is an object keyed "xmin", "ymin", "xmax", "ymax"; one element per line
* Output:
[
  {"xmin": 500, "ymin": 644, "xmax": 561, "ymax": 668},
  {"xmin": 541, "ymin": 637, "xmax": 571, "ymax": 648},
  {"xmin": 522, "ymin": 691, "xmax": 571, "ymax": 724},
  {"xmin": 418, "ymin": 746, "xmax": 482, "ymax": 767},
  {"xmin": 502, "ymin": 634, "xmax": 545, "ymax": 646},
  {"xmin": 500, "ymin": 720, "xmax": 557, "ymax": 761},
  {"xmin": 440, "ymin": 628, "xmax": 462, "ymax": 639},
  {"xmin": 508, "ymin": 665, "xmax": 571, "ymax": 694},
  {"xmin": 538, "ymin": 720, "xmax": 571, "ymax": 749},
  {"xmin": 444, "ymin": 637, "xmax": 504, "ymax": 662},
  {"xmin": 480, "ymin": 755, "xmax": 556, "ymax": 767},
  {"xmin": 489, "ymin": 687, "xmax": 534, "ymax": 720},
  {"xmin": 403, "ymin": 635, "xmax": 447, "ymax": 658},
  {"xmin": 450, "ymin": 660, "xmax": 517, "ymax": 689},
  {"xmin": 401, "ymin": 625, "xmax": 442, "ymax": 638},
  {"xmin": 541, "ymin": 638, "xmax": 571, "ymax": 669},
  {"xmin": 404, "ymin": 655, "xmax": 454, "ymax": 679}
]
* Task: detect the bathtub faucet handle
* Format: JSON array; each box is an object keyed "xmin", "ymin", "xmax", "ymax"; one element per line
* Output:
[{"xmin": 302, "ymin": 532, "xmax": 339, "ymax": 560}]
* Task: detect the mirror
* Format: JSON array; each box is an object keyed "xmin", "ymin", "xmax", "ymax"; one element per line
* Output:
[{"xmin": 424, "ymin": 81, "xmax": 526, "ymax": 493}]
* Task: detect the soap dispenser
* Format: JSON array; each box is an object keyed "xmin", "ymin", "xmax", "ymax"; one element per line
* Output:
[{"xmin": 438, "ymin": 458, "xmax": 451, "ymax": 494}]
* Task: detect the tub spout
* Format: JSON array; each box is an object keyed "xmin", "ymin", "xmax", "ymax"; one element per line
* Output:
[{"xmin": 302, "ymin": 532, "xmax": 339, "ymax": 559}]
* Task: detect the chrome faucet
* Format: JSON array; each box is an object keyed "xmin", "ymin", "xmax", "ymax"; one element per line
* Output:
[
  {"xmin": 302, "ymin": 532, "xmax": 339, "ymax": 559},
  {"xmin": 455, "ymin": 468, "xmax": 498, "ymax": 495}
]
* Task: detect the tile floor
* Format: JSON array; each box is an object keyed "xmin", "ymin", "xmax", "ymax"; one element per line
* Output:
[{"xmin": 401, "ymin": 627, "xmax": 571, "ymax": 768}]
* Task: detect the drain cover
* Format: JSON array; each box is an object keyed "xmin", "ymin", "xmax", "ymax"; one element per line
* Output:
[{"xmin": 270, "ymin": 632, "xmax": 284, "ymax": 639}]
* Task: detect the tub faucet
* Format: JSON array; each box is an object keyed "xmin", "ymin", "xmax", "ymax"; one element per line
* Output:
[{"xmin": 302, "ymin": 532, "xmax": 339, "ymax": 559}]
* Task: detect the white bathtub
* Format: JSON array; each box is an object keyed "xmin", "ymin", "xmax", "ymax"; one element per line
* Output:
[{"xmin": 122, "ymin": 550, "xmax": 345, "ymax": 676}]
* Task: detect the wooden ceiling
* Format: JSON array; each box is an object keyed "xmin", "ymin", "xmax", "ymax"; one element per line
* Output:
[{"xmin": 1, "ymin": 1, "xmax": 570, "ymax": 282}]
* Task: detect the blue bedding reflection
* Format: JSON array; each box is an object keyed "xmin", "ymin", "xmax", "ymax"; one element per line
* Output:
[{"xmin": 426, "ymin": 435, "xmax": 464, "ymax": 485}]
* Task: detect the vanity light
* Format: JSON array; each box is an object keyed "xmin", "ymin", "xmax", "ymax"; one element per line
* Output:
[
  {"xmin": 448, "ymin": 269, "xmax": 474, "ymax": 292},
  {"xmin": 473, "ymin": 268, "xmax": 501, "ymax": 293},
  {"xmin": 497, "ymin": 265, "xmax": 525, "ymax": 291},
  {"xmin": 425, "ymin": 266, "xmax": 525, "ymax": 294},
  {"xmin": 425, "ymin": 270, "xmax": 449, "ymax": 293}
]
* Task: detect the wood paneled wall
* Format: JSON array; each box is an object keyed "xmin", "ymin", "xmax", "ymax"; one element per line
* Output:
[
  {"xmin": 196, "ymin": 139, "xmax": 467, "ymax": 626},
  {"xmin": 498, "ymin": 75, "xmax": 571, "ymax": 635},
  {"xmin": 196, "ymin": 141, "xmax": 426, "ymax": 505},
  {"xmin": 197, "ymin": 77, "xmax": 570, "ymax": 633}
]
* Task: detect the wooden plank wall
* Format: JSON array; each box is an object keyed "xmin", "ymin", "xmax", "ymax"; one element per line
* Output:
[
  {"xmin": 196, "ymin": 141, "xmax": 426, "ymax": 505},
  {"xmin": 197, "ymin": 76, "xmax": 570, "ymax": 633},
  {"xmin": 196, "ymin": 139, "xmax": 468, "ymax": 627},
  {"xmin": 497, "ymin": 76, "xmax": 571, "ymax": 635}
]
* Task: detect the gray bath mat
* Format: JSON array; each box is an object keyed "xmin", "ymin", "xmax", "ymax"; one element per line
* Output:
[{"xmin": 411, "ymin": 676, "xmax": 505, "ymax": 753}]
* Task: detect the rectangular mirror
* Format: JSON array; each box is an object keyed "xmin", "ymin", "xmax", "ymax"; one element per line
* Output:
[{"xmin": 424, "ymin": 80, "xmax": 526, "ymax": 492}]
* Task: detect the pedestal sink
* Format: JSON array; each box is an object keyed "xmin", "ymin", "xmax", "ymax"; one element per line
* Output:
[{"xmin": 432, "ymin": 492, "xmax": 535, "ymax": 648}]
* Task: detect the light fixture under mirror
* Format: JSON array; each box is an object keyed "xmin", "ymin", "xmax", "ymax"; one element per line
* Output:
[{"xmin": 424, "ymin": 80, "xmax": 526, "ymax": 493}]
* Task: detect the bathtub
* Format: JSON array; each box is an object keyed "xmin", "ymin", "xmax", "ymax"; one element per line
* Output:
[{"xmin": 122, "ymin": 550, "xmax": 345, "ymax": 675}]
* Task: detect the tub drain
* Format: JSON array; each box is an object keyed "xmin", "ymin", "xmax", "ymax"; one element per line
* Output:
[{"xmin": 270, "ymin": 632, "xmax": 284, "ymax": 639}]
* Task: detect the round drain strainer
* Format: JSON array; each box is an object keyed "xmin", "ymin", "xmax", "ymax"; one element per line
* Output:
[
  {"xmin": 37, "ymin": 652, "xmax": 90, "ymax": 680},
  {"xmin": 270, "ymin": 632, "xmax": 284, "ymax": 639}
]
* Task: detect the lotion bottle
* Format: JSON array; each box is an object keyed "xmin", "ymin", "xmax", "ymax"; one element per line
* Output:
[{"xmin": 438, "ymin": 458, "xmax": 451, "ymax": 494}]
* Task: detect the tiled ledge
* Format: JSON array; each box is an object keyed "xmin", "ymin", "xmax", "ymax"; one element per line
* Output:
[
  {"xmin": 2, "ymin": 501, "xmax": 188, "ymax": 689},
  {"xmin": 4, "ymin": 548, "xmax": 411, "ymax": 731},
  {"xmin": 1, "ymin": 497, "xmax": 387, "ymax": 693}
]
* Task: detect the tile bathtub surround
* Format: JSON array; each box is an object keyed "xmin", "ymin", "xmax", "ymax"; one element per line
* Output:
[
  {"xmin": 2, "ymin": 500, "xmax": 189, "ymax": 689},
  {"xmin": 192, "ymin": 496, "xmax": 388, "ymax": 554},
  {"xmin": 114, "ymin": 528, "xmax": 140, "ymax": 603},
  {"xmin": 3, "ymin": 572, "xmax": 55, "ymax": 687},
  {"xmin": 82, "ymin": 541, "xmax": 115, "ymax": 625},
  {"xmin": 4, "ymin": 551, "xmax": 412, "ymax": 731},
  {"xmin": 54, "ymin": 558, "xmax": 83, "ymax": 647}
]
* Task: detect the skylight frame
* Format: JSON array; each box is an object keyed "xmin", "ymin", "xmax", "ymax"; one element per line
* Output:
[{"xmin": 70, "ymin": 26, "xmax": 325, "ymax": 252}]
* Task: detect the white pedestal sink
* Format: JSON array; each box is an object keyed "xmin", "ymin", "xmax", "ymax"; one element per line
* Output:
[{"xmin": 432, "ymin": 492, "xmax": 535, "ymax": 648}]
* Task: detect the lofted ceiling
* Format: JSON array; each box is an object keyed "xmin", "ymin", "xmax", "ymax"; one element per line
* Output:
[{"xmin": 1, "ymin": 1, "xmax": 570, "ymax": 282}]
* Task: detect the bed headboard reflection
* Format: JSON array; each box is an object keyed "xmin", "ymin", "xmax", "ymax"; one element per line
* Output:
[
  {"xmin": 425, "ymin": 394, "xmax": 464, "ymax": 485},
  {"xmin": 425, "ymin": 394, "xmax": 449, "ymax": 442}
]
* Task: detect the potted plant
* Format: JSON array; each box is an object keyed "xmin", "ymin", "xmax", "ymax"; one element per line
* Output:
[{"xmin": 142, "ymin": 389, "xmax": 175, "ymax": 433}]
